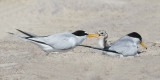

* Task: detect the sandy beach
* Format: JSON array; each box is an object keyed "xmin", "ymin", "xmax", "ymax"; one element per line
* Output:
[{"xmin": 0, "ymin": 0, "xmax": 160, "ymax": 80}]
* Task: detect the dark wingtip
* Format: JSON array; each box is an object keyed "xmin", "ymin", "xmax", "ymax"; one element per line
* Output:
[
  {"xmin": 15, "ymin": 29, "xmax": 35, "ymax": 37},
  {"xmin": 16, "ymin": 29, "xmax": 22, "ymax": 32}
]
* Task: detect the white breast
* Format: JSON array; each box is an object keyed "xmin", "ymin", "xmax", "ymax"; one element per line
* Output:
[{"xmin": 98, "ymin": 36, "xmax": 105, "ymax": 48}]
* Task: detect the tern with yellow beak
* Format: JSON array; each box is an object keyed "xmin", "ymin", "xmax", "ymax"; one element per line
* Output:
[
  {"xmin": 9, "ymin": 29, "xmax": 99, "ymax": 53},
  {"xmin": 102, "ymin": 32, "xmax": 147, "ymax": 57}
]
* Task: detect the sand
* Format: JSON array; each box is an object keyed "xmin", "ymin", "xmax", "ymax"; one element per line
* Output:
[{"xmin": 0, "ymin": 0, "xmax": 160, "ymax": 80}]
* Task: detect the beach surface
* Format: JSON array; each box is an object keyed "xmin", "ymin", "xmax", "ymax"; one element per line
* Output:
[{"xmin": 0, "ymin": 0, "xmax": 160, "ymax": 80}]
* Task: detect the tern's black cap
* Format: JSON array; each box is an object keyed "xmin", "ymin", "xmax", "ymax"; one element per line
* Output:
[
  {"xmin": 72, "ymin": 30, "xmax": 88, "ymax": 36},
  {"xmin": 127, "ymin": 32, "xmax": 142, "ymax": 41}
]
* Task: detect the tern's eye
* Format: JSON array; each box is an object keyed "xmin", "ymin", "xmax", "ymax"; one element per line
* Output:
[{"xmin": 85, "ymin": 32, "xmax": 88, "ymax": 35}]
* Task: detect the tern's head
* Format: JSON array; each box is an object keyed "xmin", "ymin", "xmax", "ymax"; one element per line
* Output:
[
  {"xmin": 98, "ymin": 30, "xmax": 108, "ymax": 36},
  {"xmin": 72, "ymin": 30, "xmax": 99, "ymax": 37},
  {"xmin": 127, "ymin": 32, "xmax": 147, "ymax": 49}
]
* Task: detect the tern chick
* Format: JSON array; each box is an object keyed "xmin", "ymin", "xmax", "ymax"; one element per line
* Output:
[{"xmin": 97, "ymin": 30, "xmax": 110, "ymax": 49}]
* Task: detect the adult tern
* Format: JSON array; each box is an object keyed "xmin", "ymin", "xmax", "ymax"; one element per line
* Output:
[
  {"xmin": 9, "ymin": 29, "xmax": 99, "ymax": 54},
  {"xmin": 103, "ymin": 32, "xmax": 147, "ymax": 57}
]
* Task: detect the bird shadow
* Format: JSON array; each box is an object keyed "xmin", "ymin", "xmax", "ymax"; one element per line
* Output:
[{"xmin": 78, "ymin": 45, "xmax": 119, "ymax": 53}]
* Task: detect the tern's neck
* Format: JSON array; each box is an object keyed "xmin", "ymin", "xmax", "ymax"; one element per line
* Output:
[
  {"xmin": 98, "ymin": 36, "xmax": 108, "ymax": 48},
  {"xmin": 76, "ymin": 36, "xmax": 86, "ymax": 44},
  {"xmin": 131, "ymin": 37, "xmax": 140, "ymax": 44}
]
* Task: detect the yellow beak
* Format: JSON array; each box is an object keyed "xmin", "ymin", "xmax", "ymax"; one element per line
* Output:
[
  {"xmin": 87, "ymin": 33, "xmax": 100, "ymax": 37},
  {"xmin": 140, "ymin": 41, "xmax": 147, "ymax": 49}
]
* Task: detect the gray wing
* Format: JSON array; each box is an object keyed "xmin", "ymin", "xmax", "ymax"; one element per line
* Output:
[
  {"xmin": 29, "ymin": 33, "xmax": 77, "ymax": 50},
  {"xmin": 109, "ymin": 36, "xmax": 137, "ymax": 54}
]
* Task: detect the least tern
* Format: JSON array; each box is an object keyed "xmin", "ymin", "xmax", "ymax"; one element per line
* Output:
[
  {"xmin": 103, "ymin": 32, "xmax": 147, "ymax": 57},
  {"xmin": 9, "ymin": 29, "xmax": 99, "ymax": 53}
]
